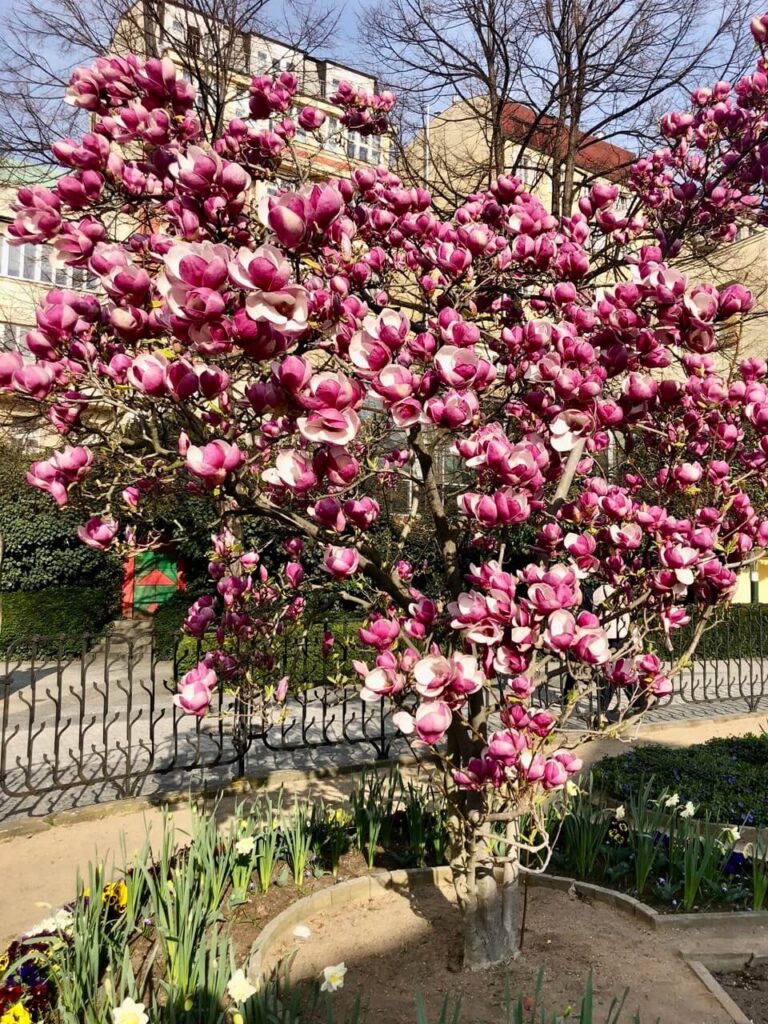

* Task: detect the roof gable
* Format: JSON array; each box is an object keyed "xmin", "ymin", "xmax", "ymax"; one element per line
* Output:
[{"xmin": 501, "ymin": 101, "xmax": 634, "ymax": 183}]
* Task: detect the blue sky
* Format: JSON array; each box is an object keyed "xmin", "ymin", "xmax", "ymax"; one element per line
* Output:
[{"xmin": 0, "ymin": 0, "xmax": 366, "ymax": 74}]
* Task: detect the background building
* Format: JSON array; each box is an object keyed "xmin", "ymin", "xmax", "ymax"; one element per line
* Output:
[
  {"xmin": 113, "ymin": 0, "xmax": 390, "ymax": 193},
  {"xmin": 408, "ymin": 97, "xmax": 634, "ymax": 213}
]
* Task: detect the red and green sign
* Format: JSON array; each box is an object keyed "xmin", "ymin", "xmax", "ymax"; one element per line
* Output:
[{"xmin": 121, "ymin": 550, "xmax": 184, "ymax": 617}]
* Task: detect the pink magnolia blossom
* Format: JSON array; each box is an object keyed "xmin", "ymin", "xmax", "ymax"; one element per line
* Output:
[
  {"xmin": 262, "ymin": 450, "xmax": 317, "ymax": 493},
  {"xmin": 185, "ymin": 440, "xmax": 244, "ymax": 486},
  {"xmin": 322, "ymin": 545, "xmax": 360, "ymax": 578},
  {"xmin": 173, "ymin": 663, "xmax": 217, "ymax": 717},
  {"xmin": 412, "ymin": 653, "xmax": 484, "ymax": 700},
  {"xmin": 414, "ymin": 701, "xmax": 453, "ymax": 744},
  {"xmin": 297, "ymin": 106, "xmax": 326, "ymax": 131},
  {"xmin": 297, "ymin": 408, "xmax": 361, "ymax": 445},
  {"xmin": 77, "ymin": 516, "xmax": 119, "ymax": 549},
  {"xmin": 359, "ymin": 617, "xmax": 400, "ymax": 650},
  {"xmin": 285, "ymin": 562, "xmax": 305, "ymax": 588}
]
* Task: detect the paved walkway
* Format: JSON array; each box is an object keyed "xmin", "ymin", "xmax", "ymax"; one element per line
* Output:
[{"xmin": 0, "ymin": 764, "xmax": 398, "ymax": 949}]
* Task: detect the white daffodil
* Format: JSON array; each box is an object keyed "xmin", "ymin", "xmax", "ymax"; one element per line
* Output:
[
  {"xmin": 227, "ymin": 969, "xmax": 257, "ymax": 1003},
  {"xmin": 235, "ymin": 836, "xmax": 255, "ymax": 857},
  {"xmin": 664, "ymin": 793, "xmax": 680, "ymax": 809},
  {"xmin": 320, "ymin": 962, "xmax": 348, "ymax": 993},
  {"xmin": 615, "ymin": 805, "xmax": 626, "ymax": 821},
  {"xmin": 680, "ymin": 801, "xmax": 696, "ymax": 819},
  {"xmin": 112, "ymin": 998, "xmax": 149, "ymax": 1024},
  {"xmin": 723, "ymin": 826, "xmax": 741, "ymax": 845}
]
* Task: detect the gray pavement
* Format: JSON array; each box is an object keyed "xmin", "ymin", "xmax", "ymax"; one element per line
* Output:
[{"xmin": 2, "ymin": 642, "xmax": 767, "ymax": 824}]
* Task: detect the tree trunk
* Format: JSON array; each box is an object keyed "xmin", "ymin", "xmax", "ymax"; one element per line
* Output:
[{"xmin": 454, "ymin": 814, "xmax": 521, "ymax": 970}]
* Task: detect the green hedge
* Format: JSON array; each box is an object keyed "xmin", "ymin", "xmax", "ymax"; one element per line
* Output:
[
  {"xmin": 0, "ymin": 444, "xmax": 122, "ymax": 594},
  {"xmin": 670, "ymin": 604, "xmax": 768, "ymax": 660},
  {"xmin": 152, "ymin": 591, "xmax": 194, "ymax": 661},
  {"xmin": 0, "ymin": 586, "xmax": 121, "ymax": 657},
  {"xmin": 593, "ymin": 734, "xmax": 768, "ymax": 826},
  {"xmin": 171, "ymin": 617, "xmax": 364, "ymax": 683},
  {"xmin": 152, "ymin": 591, "xmax": 365, "ymax": 686}
]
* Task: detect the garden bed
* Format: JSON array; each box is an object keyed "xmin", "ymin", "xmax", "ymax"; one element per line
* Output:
[
  {"xmin": 5, "ymin": 767, "xmax": 768, "ymax": 1023},
  {"xmin": 593, "ymin": 735, "xmax": 768, "ymax": 826},
  {"xmin": 263, "ymin": 878, "xmax": 735, "ymax": 1023},
  {"xmin": 715, "ymin": 961, "xmax": 768, "ymax": 1024}
]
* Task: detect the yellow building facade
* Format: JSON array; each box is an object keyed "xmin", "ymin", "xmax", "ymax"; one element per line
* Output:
[{"xmin": 409, "ymin": 97, "xmax": 633, "ymax": 213}]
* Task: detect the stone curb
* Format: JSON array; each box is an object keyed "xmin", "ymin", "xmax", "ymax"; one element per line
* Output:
[
  {"xmin": 684, "ymin": 960, "xmax": 751, "ymax": 1024},
  {"xmin": 652, "ymin": 908, "xmax": 768, "ymax": 932},
  {"xmin": 543, "ymin": 872, "xmax": 768, "ymax": 933},
  {"xmin": 0, "ymin": 754, "xmax": 436, "ymax": 843},
  {"xmin": 245, "ymin": 868, "xmax": 663, "ymax": 985},
  {"xmin": 529, "ymin": 872, "xmax": 660, "ymax": 926}
]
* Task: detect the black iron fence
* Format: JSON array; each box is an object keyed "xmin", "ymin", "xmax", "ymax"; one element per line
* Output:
[
  {"xmin": 2, "ymin": 611, "xmax": 768, "ymax": 820},
  {"xmin": 0, "ymin": 629, "xmax": 399, "ymax": 820}
]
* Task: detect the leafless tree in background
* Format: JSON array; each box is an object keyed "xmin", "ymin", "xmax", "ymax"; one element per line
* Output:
[
  {"xmin": 0, "ymin": 0, "xmax": 342, "ymax": 164},
  {"xmin": 361, "ymin": 0, "xmax": 754, "ymax": 214}
]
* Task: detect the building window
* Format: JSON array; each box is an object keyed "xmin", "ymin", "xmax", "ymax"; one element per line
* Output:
[
  {"xmin": 0, "ymin": 234, "xmax": 97, "ymax": 291},
  {"xmin": 613, "ymin": 192, "xmax": 630, "ymax": 216},
  {"xmin": 253, "ymin": 50, "xmax": 269, "ymax": 74},
  {"xmin": 187, "ymin": 26, "xmax": 201, "ymax": 56},
  {"xmin": 1, "ymin": 323, "xmax": 26, "ymax": 351},
  {"xmin": 232, "ymin": 90, "xmax": 250, "ymax": 120},
  {"xmin": 169, "ymin": 17, "xmax": 185, "ymax": 40},
  {"xmin": 263, "ymin": 177, "xmax": 295, "ymax": 198},
  {"xmin": 343, "ymin": 131, "xmax": 378, "ymax": 165},
  {"xmin": 326, "ymin": 117, "xmax": 343, "ymax": 153},
  {"xmin": 517, "ymin": 164, "xmax": 539, "ymax": 188}
]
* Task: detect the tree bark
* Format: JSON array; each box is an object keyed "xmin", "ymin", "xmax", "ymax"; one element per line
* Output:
[{"xmin": 459, "ymin": 818, "xmax": 520, "ymax": 970}]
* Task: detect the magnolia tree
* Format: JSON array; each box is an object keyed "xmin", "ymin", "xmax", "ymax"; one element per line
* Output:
[{"xmin": 7, "ymin": 17, "xmax": 768, "ymax": 968}]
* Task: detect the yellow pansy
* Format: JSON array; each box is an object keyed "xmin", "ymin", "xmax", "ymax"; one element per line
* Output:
[
  {"xmin": 102, "ymin": 880, "xmax": 128, "ymax": 914},
  {"xmin": 0, "ymin": 1003, "xmax": 32, "ymax": 1024}
]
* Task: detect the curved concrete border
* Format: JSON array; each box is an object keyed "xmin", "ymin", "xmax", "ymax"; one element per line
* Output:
[
  {"xmin": 247, "ymin": 866, "xmax": 449, "ymax": 983},
  {"xmin": 246, "ymin": 865, "xmax": 768, "ymax": 986}
]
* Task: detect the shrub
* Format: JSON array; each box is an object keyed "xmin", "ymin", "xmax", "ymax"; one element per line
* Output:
[
  {"xmin": 670, "ymin": 604, "xmax": 768, "ymax": 660},
  {"xmin": 152, "ymin": 591, "xmax": 195, "ymax": 662},
  {"xmin": 0, "ymin": 585, "xmax": 121, "ymax": 657},
  {"xmin": 593, "ymin": 735, "xmax": 768, "ymax": 826},
  {"xmin": 0, "ymin": 443, "xmax": 121, "ymax": 594},
  {"xmin": 158, "ymin": 598, "xmax": 365, "ymax": 685}
]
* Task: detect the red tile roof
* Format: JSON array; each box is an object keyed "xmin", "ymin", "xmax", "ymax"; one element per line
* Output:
[{"xmin": 501, "ymin": 101, "xmax": 634, "ymax": 183}]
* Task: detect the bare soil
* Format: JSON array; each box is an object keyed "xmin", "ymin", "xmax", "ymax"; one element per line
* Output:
[
  {"xmin": 266, "ymin": 881, "xmax": 735, "ymax": 1024},
  {"xmin": 715, "ymin": 962, "xmax": 768, "ymax": 1024}
]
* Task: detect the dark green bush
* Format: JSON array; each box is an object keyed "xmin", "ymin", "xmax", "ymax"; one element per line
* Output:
[
  {"xmin": 152, "ymin": 591, "xmax": 194, "ymax": 661},
  {"xmin": 593, "ymin": 734, "xmax": 768, "ymax": 826},
  {"xmin": 0, "ymin": 586, "xmax": 121, "ymax": 656},
  {"xmin": 0, "ymin": 444, "xmax": 122, "ymax": 594},
  {"xmin": 153, "ymin": 597, "xmax": 365, "ymax": 683},
  {"xmin": 670, "ymin": 604, "xmax": 768, "ymax": 660}
]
